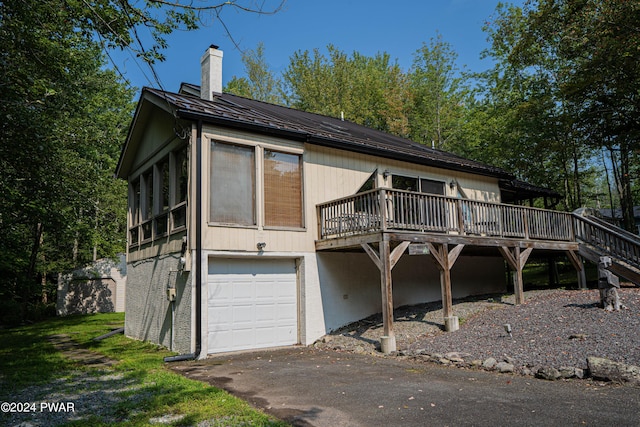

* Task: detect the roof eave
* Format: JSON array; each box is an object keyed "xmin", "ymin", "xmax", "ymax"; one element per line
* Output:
[{"xmin": 116, "ymin": 89, "xmax": 178, "ymax": 179}]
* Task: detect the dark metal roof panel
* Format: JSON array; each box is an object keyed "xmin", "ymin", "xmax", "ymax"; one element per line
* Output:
[{"xmin": 145, "ymin": 87, "xmax": 512, "ymax": 179}]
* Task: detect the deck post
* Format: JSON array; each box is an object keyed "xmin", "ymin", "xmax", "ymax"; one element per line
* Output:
[
  {"xmin": 426, "ymin": 243, "xmax": 465, "ymax": 331},
  {"xmin": 566, "ymin": 250, "xmax": 588, "ymax": 289},
  {"xmin": 379, "ymin": 240, "xmax": 395, "ymax": 352},
  {"xmin": 499, "ymin": 246, "xmax": 533, "ymax": 305},
  {"xmin": 361, "ymin": 240, "xmax": 410, "ymax": 354}
]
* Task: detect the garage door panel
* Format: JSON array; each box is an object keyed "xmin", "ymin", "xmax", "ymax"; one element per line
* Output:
[{"xmin": 208, "ymin": 258, "xmax": 298, "ymax": 354}]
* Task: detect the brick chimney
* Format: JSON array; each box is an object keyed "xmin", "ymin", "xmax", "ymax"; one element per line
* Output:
[{"xmin": 200, "ymin": 45, "xmax": 223, "ymax": 100}]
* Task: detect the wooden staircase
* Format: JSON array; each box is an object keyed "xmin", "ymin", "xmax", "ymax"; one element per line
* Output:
[{"xmin": 573, "ymin": 211, "xmax": 640, "ymax": 286}]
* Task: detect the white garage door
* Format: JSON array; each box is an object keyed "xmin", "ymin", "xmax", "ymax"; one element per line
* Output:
[{"xmin": 207, "ymin": 258, "xmax": 298, "ymax": 353}]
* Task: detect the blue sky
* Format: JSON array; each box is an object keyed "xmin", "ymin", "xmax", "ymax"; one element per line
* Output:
[{"xmin": 109, "ymin": 1, "xmax": 524, "ymax": 93}]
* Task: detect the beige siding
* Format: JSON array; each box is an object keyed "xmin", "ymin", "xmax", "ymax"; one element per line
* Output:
[
  {"xmin": 199, "ymin": 124, "xmax": 503, "ymax": 253},
  {"xmin": 130, "ymin": 114, "xmax": 176, "ymax": 176}
]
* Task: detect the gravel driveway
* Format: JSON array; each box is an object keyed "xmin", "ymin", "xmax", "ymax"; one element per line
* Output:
[{"xmin": 314, "ymin": 287, "xmax": 640, "ymax": 375}]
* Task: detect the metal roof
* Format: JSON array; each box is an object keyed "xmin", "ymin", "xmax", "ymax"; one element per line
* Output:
[{"xmin": 145, "ymin": 86, "xmax": 514, "ymax": 179}]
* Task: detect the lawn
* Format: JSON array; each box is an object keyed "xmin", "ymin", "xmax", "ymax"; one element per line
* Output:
[{"xmin": 0, "ymin": 313, "xmax": 288, "ymax": 426}]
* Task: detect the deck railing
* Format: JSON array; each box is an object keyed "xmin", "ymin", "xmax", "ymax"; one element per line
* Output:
[
  {"xmin": 574, "ymin": 213, "xmax": 640, "ymax": 269},
  {"xmin": 317, "ymin": 188, "xmax": 575, "ymax": 242}
]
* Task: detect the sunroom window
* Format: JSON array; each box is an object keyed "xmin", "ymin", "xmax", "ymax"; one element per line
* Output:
[
  {"xmin": 209, "ymin": 141, "xmax": 256, "ymax": 225},
  {"xmin": 128, "ymin": 144, "xmax": 189, "ymax": 248}
]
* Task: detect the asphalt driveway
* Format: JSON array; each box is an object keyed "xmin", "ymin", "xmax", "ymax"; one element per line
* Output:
[{"xmin": 171, "ymin": 347, "xmax": 640, "ymax": 427}]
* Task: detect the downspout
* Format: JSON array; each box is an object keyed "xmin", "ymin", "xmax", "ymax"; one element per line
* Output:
[{"xmin": 164, "ymin": 120, "xmax": 203, "ymax": 363}]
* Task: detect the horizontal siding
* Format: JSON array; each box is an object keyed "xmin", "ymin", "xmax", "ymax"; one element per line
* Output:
[{"xmin": 154, "ymin": 124, "xmax": 503, "ymax": 254}]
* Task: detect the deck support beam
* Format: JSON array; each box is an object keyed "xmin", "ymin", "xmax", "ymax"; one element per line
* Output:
[
  {"xmin": 566, "ymin": 250, "xmax": 588, "ymax": 289},
  {"xmin": 362, "ymin": 241, "xmax": 410, "ymax": 354},
  {"xmin": 426, "ymin": 243, "xmax": 465, "ymax": 332},
  {"xmin": 499, "ymin": 246, "xmax": 533, "ymax": 305}
]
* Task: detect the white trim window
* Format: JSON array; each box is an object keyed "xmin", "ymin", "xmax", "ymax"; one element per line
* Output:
[{"xmin": 209, "ymin": 141, "xmax": 257, "ymax": 226}]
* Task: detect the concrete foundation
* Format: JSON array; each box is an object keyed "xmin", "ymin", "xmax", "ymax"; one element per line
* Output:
[{"xmin": 445, "ymin": 316, "xmax": 459, "ymax": 332}]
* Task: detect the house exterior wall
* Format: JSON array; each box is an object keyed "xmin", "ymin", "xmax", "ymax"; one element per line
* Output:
[
  {"xmin": 124, "ymin": 118, "xmax": 508, "ymax": 354},
  {"xmin": 199, "ymin": 125, "xmax": 503, "ymax": 254},
  {"xmin": 124, "ymin": 253, "xmax": 192, "ymax": 354},
  {"xmin": 312, "ymin": 253, "xmax": 506, "ymax": 336}
]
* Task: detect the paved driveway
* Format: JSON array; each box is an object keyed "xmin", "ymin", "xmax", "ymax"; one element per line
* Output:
[{"xmin": 171, "ymin": 347, "xmax": 640, "ymax": 427}]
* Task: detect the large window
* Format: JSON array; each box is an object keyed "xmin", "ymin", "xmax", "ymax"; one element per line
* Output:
[
  {"xmin": 128, "ymin": 145, "xmax": 188, "ymax": 248},
  {"xmin": 130, "ymin": 178, "xmax": 141, "ymax": 245},
  {"xmin": 264, "ymin": 150, "xmax": 303, "ymax": 228},
  {"xmin": 171, "ymin": 146, "xmax": 188, "ymax": 229},
  {"xmin": 210, "ymin": 142, "xmax": 256, "ymax": 225},
  {"xmin": 208, "ymin": 141, "xmax": 304, "ymax": 229},
  {"xmin": 154, "ymin": 158, "xmax": 170, "ymax": 237},
  {"xmin": 141, "ymin": 169, "xmax": 154, "ymax": 240},
  {"xmin": 392, "ymin": 175, "xmax": 444, "ymax": 195}
]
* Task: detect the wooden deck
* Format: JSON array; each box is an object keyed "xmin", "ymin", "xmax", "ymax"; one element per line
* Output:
[
  {"xmin": 315, "ymin": 188, "xmax": 588, "ymax": 353},
  {"xmin": 315, "ymin": 188, "xmax": 640, "ymax": 353},
  {"xmin": 317, "ymin": 188, "xmax": 577, "ymax": 246}
]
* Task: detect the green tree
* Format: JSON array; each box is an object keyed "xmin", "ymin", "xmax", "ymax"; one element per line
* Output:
[
  {"xmin": 472, "ymin": 1, "xmax": 606, "ymax": 211},
  {"xmin": 0, "ymin": 0, "xmax": 134, "ymax": 321},
  {"xmin": 408, "ymin": 34, "xmax": 469, "ymax": 150},
  {"xmin": 281, "ymin": 45, "xmax": 409, "ymax": 135},
  {"xmin": 481, "ymin": 0, "xmax": 639, "ymax": 225},
  {"xmin": 225, "ymin": 42, "xmax": 283, "ymax": 104}
]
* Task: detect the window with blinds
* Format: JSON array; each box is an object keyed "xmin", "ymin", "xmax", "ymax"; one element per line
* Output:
[
  {"xmin": 264, "ymin": 150, "xmax": 303, "ymax": 228},
  {"xmin": 210, "ymin": 142, "xmax": 256, "ymax": 225}
]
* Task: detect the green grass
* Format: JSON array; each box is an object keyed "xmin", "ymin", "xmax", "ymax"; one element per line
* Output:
[
  {"xmin": 522, "ymin": 259, "xmax": 598, "ymax": 289},
  {"xmin": 0, "ymin": 313, "xmax": 288, "ymax": 426}
]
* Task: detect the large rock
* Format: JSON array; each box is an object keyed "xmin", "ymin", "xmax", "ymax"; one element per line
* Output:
[
  {"xmin": 587, "ymin": 357, "xmax": 640, "ymax": 384},
  {"xmin": 482, "ymin": 357, "xmax": 497, "ymax": 370},
  {"xmin": 496, "ymin": 362, "xmax": 515, "ymax": 373},
  {"xmin": 536, "ymin": 366, "xmax": 561, "ymax": 381}
]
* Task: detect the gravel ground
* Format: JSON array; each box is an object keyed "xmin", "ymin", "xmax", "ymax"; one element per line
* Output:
[{"xmin": 314, "ymin": 287, "xmax": 640, "ymax": 375}]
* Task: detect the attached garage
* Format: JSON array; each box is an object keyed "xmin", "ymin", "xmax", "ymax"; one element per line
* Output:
[{"xmin": 207, "ymin": 258, "xmax": 298, "ymax": 353}]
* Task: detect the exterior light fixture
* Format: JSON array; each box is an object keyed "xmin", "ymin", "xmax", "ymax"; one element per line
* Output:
[
  {"xmin": 257, "ymin": 242, "xmax": 266, "ymax": 250},
  {"xmin": 382, "ymin": 169, "xmax": 390, "ymax": 179}
]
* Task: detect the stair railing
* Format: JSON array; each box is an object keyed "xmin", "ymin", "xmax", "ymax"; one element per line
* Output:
[{"xmin": 573, "ymin": 213, "xmax": 640, "ymax": 270}]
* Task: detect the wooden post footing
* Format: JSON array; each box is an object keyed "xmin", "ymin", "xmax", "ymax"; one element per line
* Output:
[
  {"xmin": 380, "ymin": 335, "xmax": 396, "ymax": 354},
  {"xmin": 444, "ymin": 316, "xmax": 459, "ymax": 332}
]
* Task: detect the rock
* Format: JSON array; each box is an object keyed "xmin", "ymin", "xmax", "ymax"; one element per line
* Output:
[
  {"xmin": 503, "ymin": 356, "xmax": 516, "ymax": 364},
  {"xmin": 470, "ymin": 360, "xmax": 483, "ymax": 367},
  {"xmin": 482, "ymin": 357, "xmax": 497, "ymax": 370},
  {"xmin": 575, "ymin": 368, "xmax": 585, "ymax": 379},
  {"xmin": 149, "ymin": 414, "xmax": 186, "ymax": 424},
  {"xmin": 445, "ymin": 352, "xmax": 465, "ymax": 363},
  {"xmin": 521, "ymin": 367, "xmax": 532, "ymax": 376},
  {"xmin": 496, "ymin": 362, "xmax": 515, "ymax": 373},
  {"xmin": 536, "ymin": 366, "xmax": 561, "ymax": 380},
  {"xmin": 558, "ymin": 366, "xmax": 577, "ymax": 379},
  {"xmin": 587, "ymin": 356, "xmax": 640, "ymax": 384}
]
